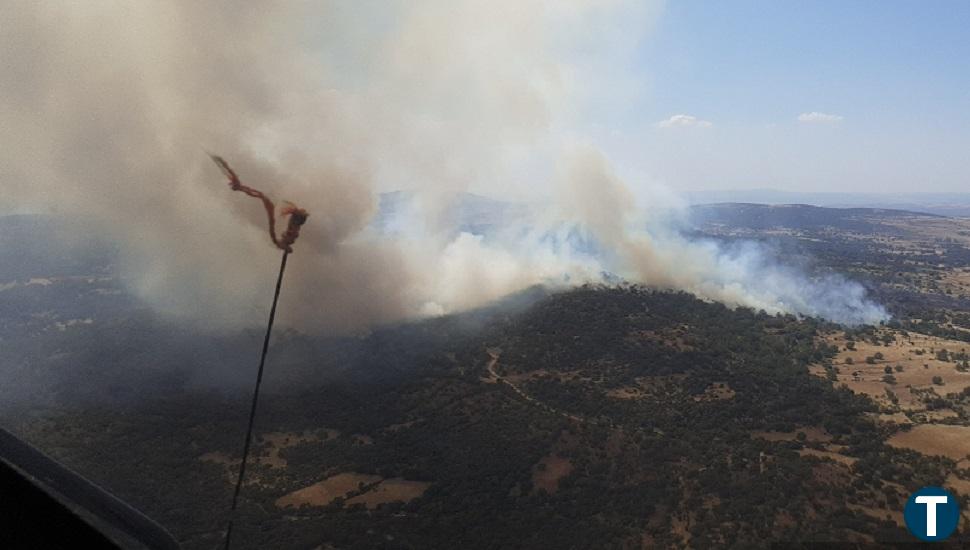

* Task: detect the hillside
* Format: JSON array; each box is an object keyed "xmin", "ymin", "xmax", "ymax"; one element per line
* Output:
[
  {"xmin": 685, "ymin": 190, "xmax": 970, "ymax": 218},
  {"xmin": 5, "ymin": 204, "xmax": 970, "ymax": 547},
  {"xmin": 8, "ymin": 287, "xmax": 968, "ymax": 548}
]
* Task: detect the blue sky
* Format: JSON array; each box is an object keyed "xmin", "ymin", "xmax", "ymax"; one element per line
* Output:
[{"xmin": 596, "ymin": 1, "xmax": 970, "ymax": 193}]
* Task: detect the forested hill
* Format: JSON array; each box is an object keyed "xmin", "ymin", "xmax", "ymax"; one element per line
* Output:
[{"xmin": 14, "ymin": 287, "xmax": 964, "ymax": 548}]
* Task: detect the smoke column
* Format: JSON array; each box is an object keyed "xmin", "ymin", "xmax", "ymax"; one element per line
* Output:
[
  {"xmin": 0, "ymin": 1, "xmax": 887, "ymax": 330},
  {"xmin": 555, "ymin": 148, "xmax": 887, "ymax": 325}
]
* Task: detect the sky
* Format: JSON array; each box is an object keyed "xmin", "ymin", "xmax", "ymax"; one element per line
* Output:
[{"xmin": 591, "ymin": 1, "xmax": 970, "ymax": 194}]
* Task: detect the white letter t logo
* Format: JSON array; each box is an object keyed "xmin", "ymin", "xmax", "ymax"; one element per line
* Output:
[{"xmin": 915, "ymin": 495, "xmax": 948, "ymax": 536}]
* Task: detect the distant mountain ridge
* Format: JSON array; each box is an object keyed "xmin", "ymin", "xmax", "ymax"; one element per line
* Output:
[
  {"xmin": 684, "ymin": 189, "xmax": 970, "ymax": 217},
  {"xmin": 373, "ymin": 192, "xmax": 950, "ymax": 238},
  {"xmin": 688, "ymin": 202, "xmax": 944, "ymax": 233}
]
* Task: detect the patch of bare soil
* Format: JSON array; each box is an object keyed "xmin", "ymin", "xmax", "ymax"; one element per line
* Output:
[{"xmin": 532, "ymin": 454, "xmax": 573, "ymax": 494}]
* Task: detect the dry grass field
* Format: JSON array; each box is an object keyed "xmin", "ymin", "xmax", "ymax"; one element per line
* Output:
[
  {"xmin": 942, "ymin": 268, "xmax": 970, "ymax": 295},
  {"xmin": 880, "ymin": 216, "xmax": 970, "ymax": 248},
  {"xmin": 276, "ymin": 473, "xmax": 382, "ymax": 508},
  {"xmin": 812, "ymin": 325, "xmax": 970, "ymax": 509},
  {"xmin": 815, "ymin": 329, "xmax": 970, "ymax": 412},
  {"xmin": 344, "ymin": 478, "xmax": 431, "ymax": 509},
  {"xmin": 276, "ymin": 473, "xmax": 430, "ymax": 509},
  {"xmin": 887, "ymin": 424, "xmax": 970, "ymax": 461}
]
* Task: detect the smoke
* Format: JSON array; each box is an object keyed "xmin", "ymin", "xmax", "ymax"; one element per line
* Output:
[
  {"xmin": 554, "ymin": 148, "xmax": 888, "ymax": 325},
  {"xmin": 0, "ymin": 1, "xmax": 886, "ymax": 331}
]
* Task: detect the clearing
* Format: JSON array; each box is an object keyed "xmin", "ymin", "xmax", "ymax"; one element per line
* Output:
[
  {"xmin": 276, "ymin": 473, "xmax": 382, "ymax": 508},
  {"xmin": 887, "ymin": 424, "xmax": 970, "ymax": 461},
  {"xmin": 276, "ymin": 473, "xmax": 430, "ymax": 509},
  {"xmin": 532, "ymin": 454, "xmax": 573, "ymax": 494},
  {"xmin": 815, "ymin": 329, "xmax": 970, "ymax": 412}
]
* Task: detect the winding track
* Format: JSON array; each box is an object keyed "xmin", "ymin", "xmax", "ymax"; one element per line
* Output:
[{"xmin": 484, "ymin": 350, "xmax": 603, "ymax": 426}]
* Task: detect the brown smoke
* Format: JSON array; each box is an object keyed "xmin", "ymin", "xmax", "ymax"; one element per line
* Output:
[
  {"xmin": 0, "ymin": 2, "xmax": 660, "ymax": 331},
  {"xmin": 0, "ymin": 2, "xmax": 885, "ymax": 331}
]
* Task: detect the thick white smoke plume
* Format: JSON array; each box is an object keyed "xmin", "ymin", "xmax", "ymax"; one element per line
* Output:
[
  {"xmin": 0, "ymin": 1, "xmax": 887, "ymax": 330},
  {"xmin": 554, "ymin": 148, "xmax": 888, "ymax": 325}
]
